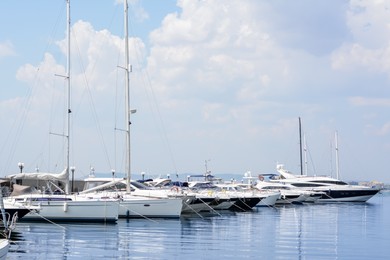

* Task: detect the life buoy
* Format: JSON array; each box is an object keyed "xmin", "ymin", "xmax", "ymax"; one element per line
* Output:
[{"xmin": 171, "ymin": 186, "xmax": 179, "ymax": 192}]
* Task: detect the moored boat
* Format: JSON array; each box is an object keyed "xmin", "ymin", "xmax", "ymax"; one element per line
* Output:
[
  {"xmin": 80, "ymin": 177, "xmax": 184, "ymax": 218},
  {"xmin": 3, "ymin": 0, "xmax": 120, "ymax": 224},
  {"xmin": 5, "ymin": 171, "xmax": 119, "ymax": 223},
  {"xmin": 273, "ymin": 164, "xmax": 381, "ymax": 202}
]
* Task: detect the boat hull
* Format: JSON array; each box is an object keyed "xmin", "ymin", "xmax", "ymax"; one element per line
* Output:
[
  {"xmin": 275, "ymin": 194, "xmax": 308, "ymax": 205},
  {"xmin": 181, "ymin": 197, "xmax": 214, "ymax": 214},
  {"xmin": 229, "ymin": 197, "xmax": 261, "ymax": 211},
  {"xmin": 316, "ymin": 188, "xmax": 380, "ymax": 202},
  {"xmin": 0, "ymin": 239, "xmax": 9, "ymax": 260},
  {"xmin": 212, "ymin": 198, "xmax": 236, "ymax": 210},
  {"xmin": 119, "ymin": 197, "xmax": 183, "ymax": 218},
  {"xmin": 257, "ymin": 192, "xmax": 280, "ymax": 207},
  {"xmin": 3, "ymin": 207, "xmax": 31, "ymax": 220},
  {"xmin": 12, "ymin": 199, "xmax": 119, "ymax": 223}
]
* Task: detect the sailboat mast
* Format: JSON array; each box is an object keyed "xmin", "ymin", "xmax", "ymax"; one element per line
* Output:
[
  {"xmin": 299, "ymin": 117, "xmax": 303, "ymax": 175},
  {"xmin": 335, "ymin": 131, "xmax": 340, "ymax": 179},
  {"xmin": 124, "ymin": 0, "xmax": 131, "ymax": 193},
  {"xmin": 65, "ymin": 0, "xmax": 71, "ymax": 194},
  {"xmin": 303, "ymin": 132, "xmax": 308, "ymax": 175}
]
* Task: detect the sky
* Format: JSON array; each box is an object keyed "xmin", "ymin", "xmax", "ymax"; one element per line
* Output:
[{"xmin": 1, "ymin": 0, "xmax": 390, "ymax": 183}]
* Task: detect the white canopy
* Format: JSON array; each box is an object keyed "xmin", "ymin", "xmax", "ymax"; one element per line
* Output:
[
  {"xmin": 10, "ymin": 183, "xmax": 40, "ymax": 196},
  {"xmin": 6, "ymin": 168, "xmax": 69, "ymax": 183}
]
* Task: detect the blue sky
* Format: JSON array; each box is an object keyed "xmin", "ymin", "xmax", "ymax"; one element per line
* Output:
[{"xmin": 1, "ymin": 0, "xmax": 390, "ymax": 183}]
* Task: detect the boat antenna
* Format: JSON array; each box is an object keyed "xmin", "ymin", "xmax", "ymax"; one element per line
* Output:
[{"xmin": 204, "ymin": 159, "xmax": 211, "ymax": 180}]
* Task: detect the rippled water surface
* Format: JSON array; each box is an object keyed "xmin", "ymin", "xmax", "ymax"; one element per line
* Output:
[{"xmin": 7, "ymin": 193, "xmax": 390, "ymax": 259}]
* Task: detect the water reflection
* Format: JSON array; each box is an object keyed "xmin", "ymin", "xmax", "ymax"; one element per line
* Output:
[
  {"xmin": 274, "ymin": 201, "xmax": 384, "ymax": 259},
  {"xmin": 7, "ymin": 196, "xmax": 389, "ymax": 259}
]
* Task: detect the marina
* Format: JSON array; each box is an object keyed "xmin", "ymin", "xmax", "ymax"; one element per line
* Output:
[
  {"xmin": 5, "ymin": 192, "xmax": 389, "ymax": 259},
  {"xmin": 1, "ymin": 1, "xmax": 390, "ymax": 258}
]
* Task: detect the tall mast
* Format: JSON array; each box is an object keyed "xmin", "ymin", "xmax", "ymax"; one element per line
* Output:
[
  {"xmin": 303, "ymin": 132, "xmax": 308, "ymax": 175},
  {"xmin": 124, "ymin": 0, "xmax": 131, "ymax": 193},
  {"xmin": 299, "ymin": 117, "xmax": 303, "ymax": 175},
  {"xmin": 65, "ymin": 0, "xmax": 71, "ymax": 194},
  {"xmin": 335, "ymin": 131, "xmax": 340, "ymax": 179}
]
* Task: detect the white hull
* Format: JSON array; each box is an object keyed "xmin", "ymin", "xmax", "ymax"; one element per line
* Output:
[
  {"xmin": 6, "ymin": 196, "xmax": 118, "ymax": 223},
  {"xmin": 257, "ymin": 192, "xmax": 280, "ymax": 207},
  {"xmin": 304, "ymin": 194, "xmax": 323, "ymax": 203},
  {"xmin": 255, "ymin": 181, "xmax": 316, "ymax": 205},
  {"xmin": 79, "ymin": 191, "xmax": 183, "ymax": 218},
  {"xmin": 0, "ymin": 240, "xmax": 9, "ymax": 260},
  {"xmin": 275, "ymin": 193, "xmax": 309, "ymax": 205},
  {"xmin": 118, "ymin": 196, "xmax": 183, "ymax": 218},
  {"xmin": 132, "ymin": 190, "xmax": 209, "ymax": 215},
  {"xmin": 130, "ymin": 188, "xmax": 202, "ymax": 215}
]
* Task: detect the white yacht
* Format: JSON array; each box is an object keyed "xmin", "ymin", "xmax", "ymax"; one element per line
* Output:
[
  {"xmin": 144, "ymin": 178, "xmax": 219, "ymax": 214},
  {"xmin": 5, "ymin": 170, "xmax": 119, "ymax": 223},
  {"xmin": 80, "ymin": 177, "xmax": 184, "ymax": 218},
  {"xmin": 212, "ymin": 182, "xmax": 280, "ymax": 208},
  {"xmin": 273, "ymin": 164, "xmax": 381, "ymax": 202},
  {"xmin": 143, "ymin": 177, "xmax": 260, "ymax": 212},
  {"xmin": 255, "ymin": 181, "xmax": 321, "ymax": 204},
  {"xmin": 186, "ymin": 181, "xmax": 239, "ymax": 211}
]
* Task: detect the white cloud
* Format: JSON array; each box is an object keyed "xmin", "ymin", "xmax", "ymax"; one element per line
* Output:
[
  {"xmin": 202, "ymin": 103, "xmax": 230, "ymax": 123},
  {"xmin": 131, "ymin": 0, "xmax": 150, "ymax": 22},
  {"xmin": 0, "ymin": 41, "xmax": 15, "ymax": 58},
  {"xmin": 147, "ymin": 0, "xmax": 289, "ymax": 104},
  {"xmin": 331, "ymin": 42, "xmax": 390, "ymax": 72},
  {"xmin": 141, "ymin": 1, "xmax": 390, "ymax": 181},
  {"xmin": 347, "ymin": 0, "xmax": 390, "ymax": 48},
  {"xmin": 3, "ymin": 0, "xmax": 390, "ymax": 182},
  {"xmin": 1, "ymin": 19, "xmax": 150, "ymax": 175},
  {"xmin": 377, "ymin": 122, "xmax": 390, "ymax": 136},
  {"xmin": 332, "ymin": 0, "xmax": 390, "ymax": 74},
  {"xmin": 348, "ymin": 96, "xmax": 390, "ymax": 107}
]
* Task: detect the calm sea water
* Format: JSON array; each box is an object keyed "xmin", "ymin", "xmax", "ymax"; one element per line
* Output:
[{"xmin": 7, "ymin": 193, "xmax": 390, "ymax": 259}]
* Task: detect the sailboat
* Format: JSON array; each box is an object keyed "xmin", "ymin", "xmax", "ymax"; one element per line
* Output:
[
  {"xmin": 79, "ymin": 0, "xmax": 183, "ymax": 218},
  {"xmin": 4, "ymin": 0, "xmax": 119, "ymax": 223}
]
